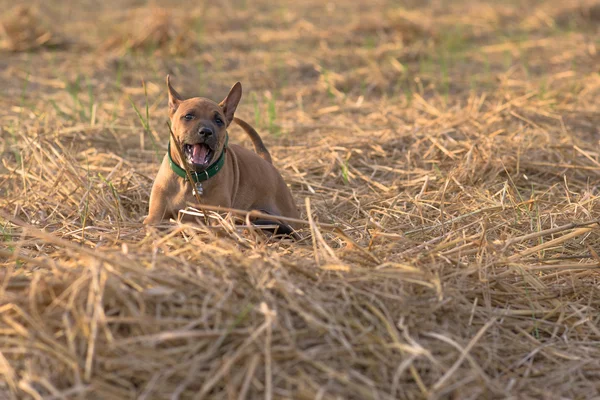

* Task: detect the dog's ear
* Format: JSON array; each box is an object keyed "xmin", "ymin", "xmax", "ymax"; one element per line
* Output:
[
  {"xmin": 166, "ymin": 75, "xmax": 183, "ymax": 116},
  {"xmin": 219, "ymin": 82, "xmax": 242, "ymax": 125}
]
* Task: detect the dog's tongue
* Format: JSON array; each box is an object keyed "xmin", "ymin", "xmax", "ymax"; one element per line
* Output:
[{"xmin": 191, "ymin": 144, "xmax": 209, "ymax": 165}]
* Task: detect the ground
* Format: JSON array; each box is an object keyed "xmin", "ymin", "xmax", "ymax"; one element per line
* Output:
[{"xmin": 1, "ymin": 0, "xmax": 600, "ymax": 398}]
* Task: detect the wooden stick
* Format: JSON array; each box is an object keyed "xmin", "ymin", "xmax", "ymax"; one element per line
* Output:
[
  {"xmin": 508, "ymin": 226, "xmax": 596, "ymax": 262},
  {"xmin": 502, "ymin": 219, "xmax": 600, "ymax": 248},
  {"xmin": 179, "ymin": 204, "xmax": 338, "ymax": 229}
]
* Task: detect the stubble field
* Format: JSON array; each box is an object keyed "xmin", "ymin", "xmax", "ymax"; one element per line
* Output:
[{"xmin": 1, "ymin": 0, "xmax": 600, "ymax": 398}]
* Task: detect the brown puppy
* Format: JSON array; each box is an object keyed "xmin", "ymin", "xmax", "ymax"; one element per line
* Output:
[{"xmin": 143, "ymin": 76, "xmax": 299, "ymax": 233}]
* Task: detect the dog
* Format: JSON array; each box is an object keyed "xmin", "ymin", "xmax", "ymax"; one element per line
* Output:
[{"xmin": 143, "ymin": 76, "xmax": 299, "ymax": 235}]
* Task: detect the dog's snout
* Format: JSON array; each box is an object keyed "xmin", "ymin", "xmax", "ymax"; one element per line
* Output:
[{"xmin": 198, "ymin": 126, "xmax": 213, "ymax": 137}]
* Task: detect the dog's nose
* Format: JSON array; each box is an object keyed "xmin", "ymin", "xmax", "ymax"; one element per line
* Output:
[{"xmin": 198, "ymin": 126, "xmax": 213, "ymax": 137}]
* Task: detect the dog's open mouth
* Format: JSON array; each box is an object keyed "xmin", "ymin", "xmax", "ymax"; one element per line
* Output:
[{"xmin": 184, "ymin": 143, "xmax": 213, "ymax": 168}]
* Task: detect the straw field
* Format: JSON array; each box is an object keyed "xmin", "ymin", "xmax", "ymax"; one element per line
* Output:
[{"xmin": 1, "ymin": 0, "xmax": 600, "ymax": 398}]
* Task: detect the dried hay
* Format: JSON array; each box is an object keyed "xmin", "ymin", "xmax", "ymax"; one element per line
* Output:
[
  {"xmin": 101, "ymin": 7, "xmax": 196, "ymax": 56},
  {"xmin": 553, "ymin": 1, "xmax": 600, "ymax": 28},
  {"xmin": 521, "ymin": 0, "xmax": 600, "ymax": 30},
  {"xmin": 1, "ymin": 0, "xmax": 600, "ymax": 399},
  {"xmin": 0, "ymin": 5, "xmax": 66, "ymax": 52}
]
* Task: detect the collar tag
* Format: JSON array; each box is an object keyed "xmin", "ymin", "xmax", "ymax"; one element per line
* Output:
[{"xmin": 193, "ymin": 182, "xmax": 204, "ymax": 196}]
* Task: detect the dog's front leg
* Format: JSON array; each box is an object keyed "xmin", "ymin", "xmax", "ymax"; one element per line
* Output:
[{"xmin": 144, "ymin": 180, "xmax": 171, "ymax": 224}]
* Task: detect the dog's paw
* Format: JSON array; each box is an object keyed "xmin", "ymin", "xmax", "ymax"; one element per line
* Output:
[{"xmin": 142, "ymin": 215, "xmax": 156, "ymax": 225}]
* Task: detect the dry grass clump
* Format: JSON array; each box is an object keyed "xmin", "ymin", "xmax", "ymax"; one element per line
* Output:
[
  {"xmin": 102, "ymin": 7, "xmax": 196, "ymax": 55},
  {"xmin": 1, "ymin": 0, "xmax": 600, "ymax": 398},
  {"xmin": 553, "ymin": 1, "xmax": 600, "ymax": 27},
  {"xmin": 366, "ymin": 9, "xmax": 434, "ymax": 45},
  {"xmin": 519, "ymin": 0, "xmax": 600, "ymax": 30},
  {"xmin": 0, "ymin": 5, "xmax": 66, "ymax": 52}
]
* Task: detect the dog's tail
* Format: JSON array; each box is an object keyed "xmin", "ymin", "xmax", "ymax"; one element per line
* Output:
[{"xmin": 233, "ymin": 117, "xmax": 272, "ymax": 164}]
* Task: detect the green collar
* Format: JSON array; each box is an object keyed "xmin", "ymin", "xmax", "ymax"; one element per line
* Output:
[{"xmin": 168, "ymin": 135, "xmax": 228, "ymax": 183}]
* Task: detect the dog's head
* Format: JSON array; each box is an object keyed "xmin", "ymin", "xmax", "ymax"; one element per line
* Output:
[{"xmin": 166, "ymin": 75, "xmax": 241, "ymax": 172}]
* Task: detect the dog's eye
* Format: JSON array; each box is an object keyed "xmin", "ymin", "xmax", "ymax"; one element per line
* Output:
[
  {"xmin": 214, "ymin": 115, "xmax": 224, "ymax": 126},
  {"xmin": 184, "ymin": 114, "xmax": 194, "ymax": 121}
]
